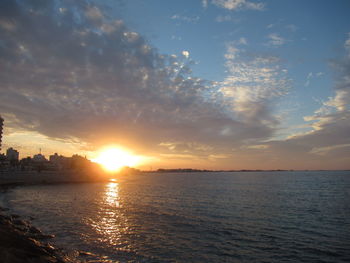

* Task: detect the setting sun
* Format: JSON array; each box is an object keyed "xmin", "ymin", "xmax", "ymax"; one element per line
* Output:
[{"xmin": 92, "ymin": 147, "xmax": 141, "ymax": 172}]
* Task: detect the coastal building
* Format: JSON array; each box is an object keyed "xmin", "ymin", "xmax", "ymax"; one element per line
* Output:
[
  {"xmin": 49, "ymin": 153, "xmax": 60, "ymax": 163},
  {"xmin": 49, "ymin": 153, "xmax": 69, "ymax": 170},
  {"xmin": 33, "ymin": 153, "xmax": 47, "ymax": 162},
  {"xmin": 19, "ymin": 157, "xmax": 34, "ymax": 171},
  {"xmin": 6, "ymin": 147, "xmax": 19, "ymax": 161},
  {"xmin": 0, "ymin": 116, "xmax": 3, "ymax": 151}
]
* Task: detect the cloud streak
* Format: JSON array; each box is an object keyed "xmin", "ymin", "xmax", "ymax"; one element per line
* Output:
[
  {"xmin": 212, "ymin": 0, "xmax": 265, "ymax": 11},
  {"xmin": 220, "ymin": 43, "xmax": 290, "ymax": 126},
  {"xmin": 171, "ymin": 14, "xmax": 200, "ymax": 23},
  {"xmin": 255, "ymin": 33, "xmax": 350, "ymax": 169},
  {"xmin": 267, "ymin": 33, "xmax": 286, "ymax": 47}
]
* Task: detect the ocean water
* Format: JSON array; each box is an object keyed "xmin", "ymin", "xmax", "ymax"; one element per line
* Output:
[{"xmin": 2, "ymin": 171, "xmax": 350, "ymax": 262}]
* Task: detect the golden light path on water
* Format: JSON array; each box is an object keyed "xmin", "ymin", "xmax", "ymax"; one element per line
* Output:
[
  {"xmin": 88, "ymin": 179, "xmax": 133, "ymax": 251},
  {"xmin": 105, "ymin": 180, "xmax": 120, "ymax": 207}
]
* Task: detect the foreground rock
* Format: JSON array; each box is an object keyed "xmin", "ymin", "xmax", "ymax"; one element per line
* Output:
[{"xmin": 0, "ymin": 208, "xmax": 72, "ymax": 263}]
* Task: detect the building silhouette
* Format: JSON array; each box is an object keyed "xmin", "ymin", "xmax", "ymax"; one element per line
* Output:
[
  {"xmin": 6, "ymin": 147, "xmax": 19, "ymax": 161},
  {"xmin": 33, "ymin": 153, "xmax": 47, "ymax": 162},
  {"xmin": 0, "ymin": 116, "xmax": 3, "ymax": 151}
]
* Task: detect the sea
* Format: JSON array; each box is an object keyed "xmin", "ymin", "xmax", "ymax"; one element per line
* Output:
[{"xmin": 1, "ymin": 171, "xmax": 350, "ymax": 262}]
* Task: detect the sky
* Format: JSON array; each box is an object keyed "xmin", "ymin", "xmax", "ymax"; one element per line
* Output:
[{"xmin": 0, "ymin": 0, "xmax": 350, "ymax": 170}]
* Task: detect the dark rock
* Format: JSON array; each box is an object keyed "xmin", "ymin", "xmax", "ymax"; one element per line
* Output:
[
  {"xmin": 10, "ymin": 214, "xmax": 20, "ymax": 219},
  {"xmin": 14, "ymin": 224, "xmax": 29, "ymax": 233},
  {"xmin": 41, "ymin": 234, "xmax": 55, "ymax": 239},
  {"xmin": 29, "ymin": 226, "xmax": 43, "ymax": 234},
  {"xmin": 79, "ymin": 251, "xmax": 97, "ymax": 257},
  {"xmin": 13, "ymin": 219, "xmax": 29, "ymax": 226},
  {"xmin": 43, "ymin": 243, "xmax": 56, "ymax": 253},
  {"xmin": 0, "ymin": 214, "xmax": 11, "ymax": 222},
  {"xmin": 0, "ymin": 212, "xmax": 70, "ymax": 262}
]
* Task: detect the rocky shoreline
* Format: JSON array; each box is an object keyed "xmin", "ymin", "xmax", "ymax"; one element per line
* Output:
[
  {"xmin": 0, "ymin": 206, "xmax": 73, "ymax": 263},
  {"xmin": 0, "ymin": 172, "xmax": 111, "ymax": 263}
]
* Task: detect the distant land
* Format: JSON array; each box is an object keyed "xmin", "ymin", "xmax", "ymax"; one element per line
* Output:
[{"xmin": 144, "ymin": 168, "xmax": 350, "ymax": 173}]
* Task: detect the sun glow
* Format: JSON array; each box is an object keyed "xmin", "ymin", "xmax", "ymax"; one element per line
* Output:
[{"xmin": 93, "ymin": 147, "xmax": 141, "ymax": 172}]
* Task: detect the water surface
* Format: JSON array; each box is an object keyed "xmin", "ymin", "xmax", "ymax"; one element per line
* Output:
[{"xmin": 2, "ymin": 171, "xmax": 350, "ymax": 262}]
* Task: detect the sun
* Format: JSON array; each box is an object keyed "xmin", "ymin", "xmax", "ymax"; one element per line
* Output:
[{"xmin": 92, "ymin": 147, "xmax": 141, "ymax": 172}]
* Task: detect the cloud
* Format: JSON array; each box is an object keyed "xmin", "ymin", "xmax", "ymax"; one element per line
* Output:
[
  {"xmin": 2, "ymin": 0, "xmax": 348, "ymax": 169},
  {"xmin": 212, "ymin": 0, "xmax": 265, "ymax": 11},
  {"xmin": 255, "ymin": 34, "xmax": 350, "ymax": 169},
  {"xmin": 323, "ymin": 90, "xmax": 350, "ymax": 111},
  {"xmin": 171, "ymin": 35, "xmax": 182, "ymax": 41},
  {"xmin": 286, "ymin": 24, "xmax": 297, "ymax": 32},
  {"xmin": 182, "ymin": 50, "xmax": 190, "ymax": 58},
  {"xmin": 0, "ymin": 0, "xmax": 281, "ymax": 160},
  {"xmin": 85, "ymin": 6, "xmax": 104, "ymax": 21},
  {"xmin": 317, "ymin": 34, "xmax": 350, "ymax": 113},
  {"xmin": 202, "ymin": 0, "xmax": 208, "ymax": 8},
  {"xmin": 237, "ymin": 37, "xmax": 247, "ymax": 45},
  {"xmin": 309, "ymin": 143, "xmax": 350, "ymax": 156},
  {"xmin": 304, "ymin": 72, "xmax": 313, "ymax": 87},
  {"xmin": 267, "ymin": 33, "xmax": 286, "ymax": 46},
  {"xmin": 219, "ymin": 42, "xmax": 290, "ymax": 130},
  {"xmin": 171, "ymin": 14, "xmax": 200, "ymax": 23},
  {"xmin": 345, "ymin": 32, "xmax": 350, "ymax": 57},
  {"xmin": 216, "ymin": 15, "xmax": 233, "ymax": 22},
  {"xmin": 215, "ymin": 14, "xmax": 242, "ymax": 23},
  {"xmin": 304, "ymin": 72, "xmax": 324, "ymax": 87}
]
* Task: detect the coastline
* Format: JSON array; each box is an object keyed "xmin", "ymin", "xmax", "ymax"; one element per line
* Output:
[
  {"xmin": 0, "ymin": 207, "xmax": 71, "ymax": 263},
  {"xmin": 0, "ymin": 170, "xmax": 109, "ymax": 186},
  {"xmin": 0, "ymin": 170, "xmax": 110, "ymax": 263}
]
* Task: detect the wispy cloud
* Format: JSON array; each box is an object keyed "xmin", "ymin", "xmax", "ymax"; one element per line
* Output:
[
  {"xmin": 215, "ymin": 14, "xmax": 242, "ymax": 23},
  {"xmin": 345, "ymin": 32, "xmax": 350, "ymax": 57},
  {"xmin": 212, "ymin": 0, "xmax": 265, "ymax": 11},
  {"xmin": 171, "ymin": 14, "xmax": 200, "ymax": 23},
  {"xmin": 85, "ymin": 6, "xmax": 104, "ymax": 21},
  {"xmin": 309, "ymin": 34, "xmax": 350, "ymax": 114},
  {"xmin": 237, "ymin": 37, "xmax": 248, "ymax": 45},
  {"xmin": 286, "ymin": 24, "xmax": 297, "ymax": 32},
  {"xmin": 202, "ymin": 0, "xmax": 208, "ymax": 8},
  {"xmin": 216, "ymin": 15, "xmax": 233, "ymax": 22},
  {"xmin": 304, "ymin": 72, "xmax": 313, "ymax": 87},
  {"xmin": 310, "ymin": 143, "xmax": 350, "ymax": 156},
  {"xmin": 171, "ymin": 35, "xmax": 182, "ymax": 41},
  {"xmin": 304, "ymin": 72, "xmax": 324, "ymax": 87},
  {"xmin": 267, "ymin": 33, "xmax": 286, "ymax": 46},
  {"xmin": 258, "ymin": 34, "xmax": 350, "ymax": 168},
  {"xmin": 220, "ymin": 42, "xmax": 290, "ymax": 129}
]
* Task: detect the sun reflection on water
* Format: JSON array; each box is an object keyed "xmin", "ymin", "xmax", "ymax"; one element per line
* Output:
[
  {"xmin": 88, "ymin": 179, "xmax": 131, "ymax": 249},
  {"xmin": 105, "ymin": 181, "xmax": 120, "ymax": 208}
]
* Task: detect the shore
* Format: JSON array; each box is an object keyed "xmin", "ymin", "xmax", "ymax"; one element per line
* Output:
[
  {"xmin": 0, "ymin": 208, "xmax": 72, "ymax": 263},
  {"xmin": 0, "ymin": 169, "xmax": 109, "ymax": 186},
  {"xmin": 0, "ymin": 170, "xmax": 110, "ymax": 263}
]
